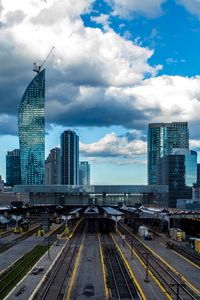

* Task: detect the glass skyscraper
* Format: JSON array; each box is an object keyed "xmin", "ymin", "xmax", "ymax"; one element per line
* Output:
[
  {"xmin": 148, "ymin": 122, "xmax": 189, "ymax": 185},
  {"xmin": 45, "ymin": 147, "xmax": 61, "ymax": 185},
  {"xmin": 79, "ymin": 161, "xmax": 90, "ymax": 185},
  {"xmin": 6, "ymin": 149, "xmax": 21, "ymax": 187},
  {"xmin": 60, "ymin": 130, "xmax": 79, "ymax": 185},
  {"xmin": 157, "ymin": 149, "xmax": 197, "ymax": 207},
  {"xmin": 19, "ymin": 69, "xmax": 45, "ymax": 185}
]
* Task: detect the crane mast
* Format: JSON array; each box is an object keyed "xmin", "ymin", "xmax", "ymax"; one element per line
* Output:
[{"xmin": 33, "ymin": 46, "xmax": 55, "ymax": 74}]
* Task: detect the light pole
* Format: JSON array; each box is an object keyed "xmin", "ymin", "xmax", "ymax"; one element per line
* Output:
[{"xmin": 143, "ymin": 251, "xmax": 150, "ymax": 282}]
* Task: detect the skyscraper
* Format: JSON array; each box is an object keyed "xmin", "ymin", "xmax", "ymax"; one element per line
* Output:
[
  {"xmin": 6, "ymin": 149, "xmax": 21, "ymax": 187},
  {"xmin": 45, "ymin": 147, "xmax": 61, "ymax": 185},
  {"xmin": 157, "ymin": 149, "xmax": 197, "ymax": 207},
  {"xmin": 60, "ymin": 130, "xmax": 79, "ymax": 185},
  {"xmin": 79, "ymin": 161, "xmax": 90, "ymax": 185},
  {"xmin": 19, "ymin": 69, "xmax": 45, "ymax": 185},
  {"xmin": 148, "ymin": 122, "xmax": 189, "ymax": 185}
]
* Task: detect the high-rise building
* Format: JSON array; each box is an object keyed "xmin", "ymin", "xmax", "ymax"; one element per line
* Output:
[
  {"xmin": 148, "ymin": 122, "xmax": 189, "ymax": 185},
  {"xmin": 0, "ymin": 176, "xmax": 4, "ymax": 192},
  {"xmin": 45, "ymin": 147, "xmax": 61, "ymax": 185},
  {"xmin": 19, "ymin": 69, "xmax": 45, "ymax": 185},
  {"xmin": 60, "ymin": 130, "xmax": 79, "ymax": 185},
  {"xmin": 196, "ymin": 163, "xmax": 200, "ymax": 187},
  {"xmin": 157, "ymin": 149, "xmax": 197, "ymax": 207},
  {"xmin": 79, "ymin": 161, "xmax": 90, "ymax": 185},
  {"xmin": 6, "ymin": 149, "xmax": 21, "ymax": 187}
]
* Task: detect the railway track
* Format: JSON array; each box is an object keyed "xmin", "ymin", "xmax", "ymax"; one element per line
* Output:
[
  {"xmin": 33, "ymin": 220, "xmax": 86, "ymax": 300},
  {"xmin": 118, "ymin": 223, "xmax": 200, "ymax": 300},
  {"xmin": 0, "ymin": 225, "xmax": 40, "ymax": 254},
  {"xmin": 101, "ymin": 234, "xmax": 141, "ymax": 300},
  {"xmin": 166, "ymin": 241, "xmax": 200, "ymax": 267}
]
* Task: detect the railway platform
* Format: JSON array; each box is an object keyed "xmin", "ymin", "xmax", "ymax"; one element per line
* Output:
[{"xmin": 5, "ymin": 239, "xmax": 67, "ymax": 300}]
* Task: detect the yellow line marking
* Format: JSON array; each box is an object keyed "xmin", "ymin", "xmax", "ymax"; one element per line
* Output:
[
  {"xmin": 117, "ymin": 230, "xmax": 172, "ymax": 300},
  {"xmin": 111, "ymin": 232, "xmax": 147, "ymax": 300},
  {"xmin": 98, "ymin": 234, "xmax": 109, "ymax": 300},
  {"xmin": 66, "ymin": 232, "xmax": 85, "ymax": 300},
  {"xmin": 68, "ymin": 218, "xmax": 82, "ymax": 239},
  {"xmin": 172, "ymin": 250, "xmax": 200, "ymax": 270},
  {"xmin": 119, "ymin": 226, "xmax": 200, "ymax": 296}
]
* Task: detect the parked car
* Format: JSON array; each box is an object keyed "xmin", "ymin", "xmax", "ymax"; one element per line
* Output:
[{"xmin": 144, "ymin": 233, "xmax": 152, "ymax": 240}]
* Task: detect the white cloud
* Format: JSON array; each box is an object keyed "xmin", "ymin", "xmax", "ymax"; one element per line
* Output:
[
  {"xmin": 176, "ymin": 0, "xmax": 200, "ymax": 18},
  {"xmin": 106, "ymin": 0, "xmax": 166, "ymax": 19},
  {"xmin": 129, "ymin": 75, "xmax": 200, "ymax": 124},
  {"xmin": 0, "ymin": 0, "xmax": 159, "ymax": 91},
  {"xmin": 90, "ymin": 13, "xmax": 111, "ymax": 30},
  {"xmin": 190, "ymin": 139, "xmax": 200, "ymax": 149},
  {"xmin": 80, "ymin": 132, "xmax": 147, "ymax": 157}
]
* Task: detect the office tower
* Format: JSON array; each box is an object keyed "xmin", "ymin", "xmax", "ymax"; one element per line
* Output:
[
  {"xmin": 0, "ymin": 175, "xmax": 4, "ymax": 192},
  {"xmin": 60, "ymin": 130, "xmax": 79, "ymax": 185},
  {"xmin": 157, "ymin": 149, "xmax": 197, "ymax": 207},
  {"xmin": 19, "ymin": 69, "xmax": 45, "ymax": 185},
  {"xmin": 6, "ymin": 149, "xmax": 21, "ymax": 187},
  {"xmin": 45, "ymin": 147, "xmax": 61, "ymax": 185},
  {"xmin": 196, "ymin": 164, "xmax": 200, "ymax": 187},
  {"xmin": 148, "ymin": 122, "xmax": 189, "ymax": 185},
  {"xmin": 79, "ymin": 161, "xmax": 90, "ymax": 185}
]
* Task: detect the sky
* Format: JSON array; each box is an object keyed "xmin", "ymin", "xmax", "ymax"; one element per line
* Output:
[{"xmin": 1, "ymin": 0, "xmax": 200, "ymax": 184}]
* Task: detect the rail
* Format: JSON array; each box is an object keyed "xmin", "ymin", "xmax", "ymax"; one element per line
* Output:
[
  {"xmin": 101, "ymin": 233, "xmax": 141, "ymax": 300},
  {"xmin": 118, "ymin": 223, "xmax": 200, "ymax": 300},
  {"xmin": 34, "ymin": 220, "xmax": 85, "ymax": 300}
]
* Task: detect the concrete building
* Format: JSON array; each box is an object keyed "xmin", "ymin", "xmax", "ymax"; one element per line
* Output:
[
  {"xmin": 157, "ymin": 149, "xmax": 197, "ymax": 207},
  {"xmin": 6, "ymin": 149, "xmax": 21, "ymax": 187},
  {"xmin": 45, "ymin": 147, "xmax": 61, "ymax": 185},
  {"xmin": 60, "ymin": 130, "xmax": 79, "ymax": 185},
  {"xmin": 79, "ymin": 161, "xmax": 90, "ymax": 185},
  {"xmin": 19, "ymin": 69, "xmax": 45, "ymax": 185},
  {"xmin": 148, "ymin": 122, "xmax": 189, "ymax": 185}
]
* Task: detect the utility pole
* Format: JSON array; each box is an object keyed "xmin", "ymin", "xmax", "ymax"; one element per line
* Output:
[
  {"xmin": 131, "ymin": 237, "xmax": 134, "ymax": 259},
  {"xmin": 170, "ymin": 282, "xmax": 185, "ymax": 300},
  {"xmin": 143, "ymin": 251, "xmax": 150, "ymax": 282}
]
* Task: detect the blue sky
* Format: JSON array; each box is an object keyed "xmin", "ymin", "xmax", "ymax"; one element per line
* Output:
[{"xmin": 1, "ymin": 0, "xmax": 200, "ymax": 184}]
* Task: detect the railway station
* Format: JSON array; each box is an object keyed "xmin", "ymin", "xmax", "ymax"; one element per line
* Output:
[{"xmin": 0, "ymin": 199, "xmax": 199, "ymax": 300}]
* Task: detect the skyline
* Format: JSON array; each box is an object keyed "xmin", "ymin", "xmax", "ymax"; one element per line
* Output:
[{"xmin": 1, "ymin": 0, "xmax": 200, "ymax": 184}]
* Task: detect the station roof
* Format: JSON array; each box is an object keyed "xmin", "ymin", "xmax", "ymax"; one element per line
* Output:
[
  {"xmin": 0, "ymin": 216, "xmax": 9, "ymax": 224},
  {"xmin": 102, "ymin": 207, "xmax": 124, "ymax": 216},
  {"xmin": 84, "ymin": 206, "xmax": 99, "ymax": 214},
  {"xmin": 68, "ymin": 208, "xmax": 82, "ymax": 215}
]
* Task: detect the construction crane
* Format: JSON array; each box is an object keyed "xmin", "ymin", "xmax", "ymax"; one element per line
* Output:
[{"xmin": 33, "ymin": 46, "xmax": 55, "ymax": 74}]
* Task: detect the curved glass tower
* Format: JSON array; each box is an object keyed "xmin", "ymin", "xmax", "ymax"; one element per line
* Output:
[{"xmin": 19, "ymin": 69, "xmax": 45, "ymax": 185}]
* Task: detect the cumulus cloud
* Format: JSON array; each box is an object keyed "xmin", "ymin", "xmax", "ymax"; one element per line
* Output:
[
  {"xmin": 1, "ymin": 0, "xmax": 200, "ymax": 142},
  {"xmin": 106, "ymin": 0, "xmax": 166, "ymax": 19},
  {"xmin": 190, "ymin": 139, "xmax": 200, "ymax": 150},
  {"xmin": 176, "ymin": 0, "xmax": 200, "ymax": 18},
  {"xmin": 0, "ymin": 0, "xmax": 162, "ymax": 136},
  {"xmin": 80, "ymin": 131, "xmax": 147, "ymax": 158},
  {"xmin": 46, "ymin": 75, "xmax": 200, "ymax": 131},
  {"xmin": 0, "ymin": 114, "xmax": 18, "ymax": 135},
  {"xmin": 90, "ymin": 13, "xmax": 111, "ymax": 30}
]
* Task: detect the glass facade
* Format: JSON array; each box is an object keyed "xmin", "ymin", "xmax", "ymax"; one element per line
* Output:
[
  {"xmin": 19, "ymin": 70, "xmax": 45, "ymax": 185},
  {"xmin": 79, "ymin": 161, "xmax": 90, "ymax": 185},
  {"xmin": 157, "ymin": 150, "xmax": 197, "ymax": 207},
  {"xmin": 148, "ymin": 122, "xmax": 189, "ymax": 185},
  {"xmin": 60, "ymin": 130, "xmax": 79, "ymax": 185},
  {"xmin": 45, "ymin": 147, "xmax": 61, "ymax": 185},
  {"xmin": 6, "ymin": 149, "xmax": 21, "ymax": 186}
]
